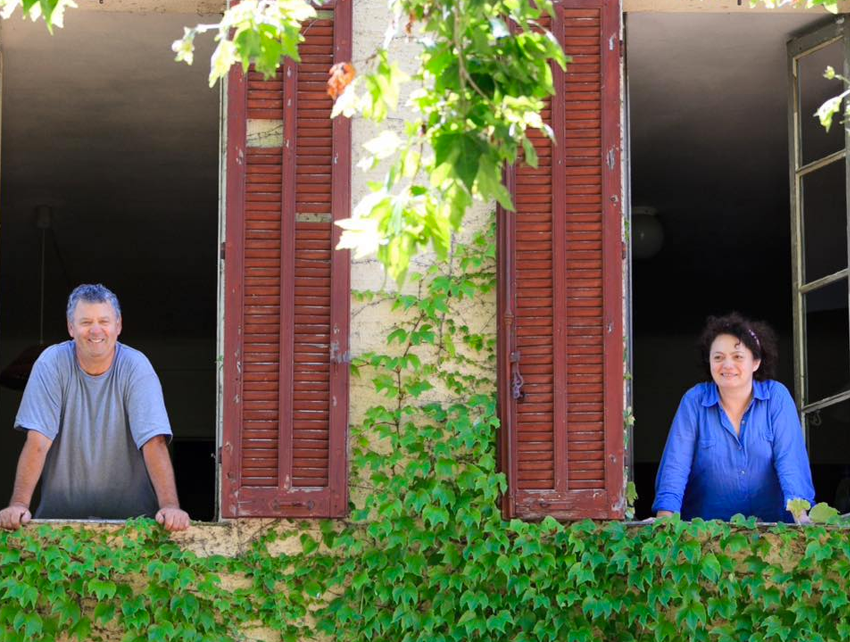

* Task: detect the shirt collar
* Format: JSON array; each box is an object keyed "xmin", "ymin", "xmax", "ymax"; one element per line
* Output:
[{"xmin": 701, "ymin": 380, "xmax": 770, "ymax": 407}]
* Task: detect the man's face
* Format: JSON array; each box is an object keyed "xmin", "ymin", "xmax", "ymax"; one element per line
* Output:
[{"xmin": 67, "ymin": 301, "xmax": 122, "ymax": 362}]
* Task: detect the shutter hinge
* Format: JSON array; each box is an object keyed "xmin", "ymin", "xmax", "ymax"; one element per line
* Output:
[
  {"xmin": 215, "ymin": 446, "xmax": 222, "ymax": 464},
  {"xmin": 607, "ymin": 147, "xmax": 617, "ymax": 170},
  {"xmin": 220, "ymin": 242, "xmax": 226, "ymax": 261}
]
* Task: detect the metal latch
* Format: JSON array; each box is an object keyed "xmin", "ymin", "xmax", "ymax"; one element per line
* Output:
[{"xmin": 510, "ymin": 351, "xmax": 525, "ymax": 401}]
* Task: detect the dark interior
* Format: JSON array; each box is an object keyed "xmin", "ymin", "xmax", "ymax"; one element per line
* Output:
[
  {"xmin": 628, "ymin": 12, "xmax": 850, "ymax": 518},
  {"xmin": 0, "ymin": 12, "xmax": 220, "ymax": 520}
]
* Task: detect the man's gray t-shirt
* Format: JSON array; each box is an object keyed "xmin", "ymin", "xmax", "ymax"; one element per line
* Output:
[{"xmin": 14, "ymin": 341, "xmax": 172, "ymax": 519}]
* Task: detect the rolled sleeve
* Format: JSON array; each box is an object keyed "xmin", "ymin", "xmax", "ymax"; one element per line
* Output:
[
  {"xmin": 770, "ymin": 384, "xmax": 815, "ymax": 509},
  {"xmin": 652, "ymin": 393, "xmax": 698, "ymax": 514}
]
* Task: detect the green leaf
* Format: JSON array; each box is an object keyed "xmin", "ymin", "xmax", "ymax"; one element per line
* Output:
[
  {"xmin": 87, "ymin": 579, "xmax": 117, "ymax": 600},
  {"xmin": 70, "ymin": 616, "xmax": 91, "ymax": 641},
  {"xmin": 300, "ymin": 533, "xmax": 320, "ymax": 555},
  {"xmin": 809, "ymin": 502, "xmax": 839, "ymax": 523},
  {"xmin": 700, "ymin": 552, "xmax": 722, "ymax": 582},
  {"xmin": 93, "ymin": 602, "xmax": 115, "ymax": 625}
]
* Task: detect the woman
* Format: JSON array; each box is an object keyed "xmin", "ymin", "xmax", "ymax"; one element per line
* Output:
[{"xmin": 652, "ymin": 313, "xmax": 815, "ymax": 523}]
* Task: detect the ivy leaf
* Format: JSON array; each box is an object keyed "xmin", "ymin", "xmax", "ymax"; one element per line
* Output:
[
  {"xmin": 423, "ymin": 505, "xmax": 449, "ymax": 528},
  {"xmin": 352, "ymin": 570, "xmax": 370, "ymax": 590},
  {"xmin": 487, "ymin": 609, "xmax": 512, "ymax": 633},
  {"xmin": 9, "ymin": 582, "xmax": 38, "ymax": 608},
  {"xmin": 300, "ymin": 534, "xmax": 319, "ymax": 555},
  {"xmin": 676, "ymin": 601, "xmax": 706, "ymax": 632},
  {"xmin": 14, "ymin": 612, "xmax": 43, "ymax": 638},
  {"xmin": 87, "ymin": 579, "xmax": 117, "ymax": 600},
  {"xmin": 435, "ymin": 458, "xmax": 455, "ymax": 478},
  {"xmin": 303, "ymin": 579, "xmax": 323, "ymax": 598},
  {"xmin": 55, "ymin": 598, "xmax": 82, "ymax": 626},
  {"xmin": 700, "ymin": 552, "xmax": 721, "ymax": 583},
  {"xmin": 70, "ymin": 616, "xmax": 91, "ymax": 641},
  {"xmin": 809, "ymin": 502, "xmax": 839, "ymax": 523},
  {"xmin": 177, "ymin": 567, "xmax": 196, "ymax": 588},
  {"xmin": 148, "ymin": 622, "xmax": 176, "ymax": 642},
  {"xmin": 93, "ymin": 601, "xmax": 115, "ymax": 625}
]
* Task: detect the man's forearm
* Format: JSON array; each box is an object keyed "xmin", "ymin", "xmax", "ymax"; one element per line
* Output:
[
  {"xmin": 10, "ymin": 433, "xmax": 51, "ymax": 507},
  {"xmin": 142, "ymin": 436, "xmax": 181, "ymax": 508}
]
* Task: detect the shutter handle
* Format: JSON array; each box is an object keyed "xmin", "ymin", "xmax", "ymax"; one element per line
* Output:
[
  {"xmin": 330, "ymin": 341, "xmax": 351, "ymax": 365},
  {"xmin": 510, "ymin": 351, "xmax": 525, "ymax": 401}
]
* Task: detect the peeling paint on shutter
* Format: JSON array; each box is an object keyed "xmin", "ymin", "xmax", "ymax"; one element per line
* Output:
[
  {"xmin": 499, "ymin": 0, "xmax": 623, "ymax": 521},
  {"xmin": 222, "ymin": 0, "xmax": 351, "ymax": 518}
]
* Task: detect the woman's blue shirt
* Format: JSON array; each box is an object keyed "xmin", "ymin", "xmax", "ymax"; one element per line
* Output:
[{"xmin": 652, "ymin": 380, "xmax": 815, "ymax": 523}]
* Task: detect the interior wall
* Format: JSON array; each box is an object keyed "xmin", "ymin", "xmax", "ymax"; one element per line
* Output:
[
  {"xmin": 0, "ymin": 12, "xmax": 220, "ymax": 519},
  {"xmin": 628, "ymin": 12, "xmax": 842, "ymax": 518}
]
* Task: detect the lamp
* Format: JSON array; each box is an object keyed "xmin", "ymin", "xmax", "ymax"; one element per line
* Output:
[{"xmin": 632, "ymin": 206, "xmax": 664, "ymax": 260}]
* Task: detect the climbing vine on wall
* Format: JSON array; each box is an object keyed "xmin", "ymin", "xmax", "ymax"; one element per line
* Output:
[{"xmin": 3, "ymin": 223, "xmax": 850, "ymax": 642}]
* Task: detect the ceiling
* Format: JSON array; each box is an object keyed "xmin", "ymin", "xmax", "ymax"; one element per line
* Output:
[
  {"xmin": 628, "ymin": 12, "xmax": 836, "ymax": 333},
  {"xmin": 0, "ymin": 11, "xmax": 220, "ymax": 340}
]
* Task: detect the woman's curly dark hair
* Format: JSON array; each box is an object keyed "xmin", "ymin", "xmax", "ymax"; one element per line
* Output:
[{"xmin": 698, "ymin": 312, "xmax": 778, "ymax": 382}]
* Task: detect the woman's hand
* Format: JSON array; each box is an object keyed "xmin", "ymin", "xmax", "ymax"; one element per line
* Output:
[
  {"xmin": 794, "ymin": 511, "xmax": 812, "ymax": 525},
  {"xmin": 656, "ymin": 510, "xmax": 674, "ymax": 518}
]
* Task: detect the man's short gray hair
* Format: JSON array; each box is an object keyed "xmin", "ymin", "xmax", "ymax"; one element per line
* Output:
[{"xmin": 66, "ymin": 284, "xmax": 122, "ymax": 321}]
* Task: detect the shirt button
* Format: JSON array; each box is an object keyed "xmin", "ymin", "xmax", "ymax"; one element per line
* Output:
[
  {"xmin": 738, "ymin": 445, "xmax": 743, "ymax": 451},
  {"xmin": 741, "ymin": 470, "xmax": 746, "ymax": 475}
]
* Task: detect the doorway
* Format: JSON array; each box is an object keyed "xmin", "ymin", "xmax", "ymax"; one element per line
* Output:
[{"xmin": 0, "ymin": 11, "xmax": 221, "ymax": 520}]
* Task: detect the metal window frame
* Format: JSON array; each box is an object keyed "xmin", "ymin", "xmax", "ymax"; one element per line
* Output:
[{"xmin": 787, "ymin": 17, "xmax": 850, "ymax": 440}]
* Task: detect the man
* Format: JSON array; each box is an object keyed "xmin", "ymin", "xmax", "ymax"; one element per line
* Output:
[{"xmin": 0, "ymin": 284, "xmax": 190, "ymax": 532}]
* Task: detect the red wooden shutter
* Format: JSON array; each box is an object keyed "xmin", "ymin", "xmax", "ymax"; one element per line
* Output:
[
  {"xmin": 498, "ymin": 0, "xmax": 623, "ymax": 520},
  {"xmin": 222, "ymin": 0, "xmax": 351, "ymax": 518}
]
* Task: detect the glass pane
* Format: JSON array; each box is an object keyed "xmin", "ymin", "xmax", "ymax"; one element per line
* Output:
[
  {"xmin": 804, "ymin": 278, "xmax": 850, "ymax": 403},
  {"xmin": 806, "ymin": 399, "xmax": 850, "ymax": 511},
  {"xmin": 799, "ymin": 39, "xmax": 846, "ymax": 166},
  {"xmin": 802, "ymin": 159, "xmax": 847, "ymax": 283}
]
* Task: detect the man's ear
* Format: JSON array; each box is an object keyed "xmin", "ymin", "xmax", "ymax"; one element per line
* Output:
[
  {"xmin": 67, "ymin": 320, "xmax": 74, "ymax": 338},
  {"xmin": 753, "ymin": 359, "xmax": 762, "ymax": 372},
  {"xmin": 116, "ymin": 317, "xmax": 122, "ymax": 336}
]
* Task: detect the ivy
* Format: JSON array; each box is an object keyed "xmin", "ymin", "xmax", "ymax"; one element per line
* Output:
[
  {"xmin": 3, "ymin": 5, "xmax": 850, "ymax": 638},
  {"xmin": 1, "ymin": 222, "xmax": 850, "ymax": 642}
]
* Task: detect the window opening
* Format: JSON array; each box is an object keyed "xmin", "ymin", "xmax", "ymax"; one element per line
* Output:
[
  {"xmin": 0, "ymin": 12, "xmax": 221, "ymax": 521},
  {"xmin": 628, "ymin": 13, "xmax": 836, "ymax": 519}
]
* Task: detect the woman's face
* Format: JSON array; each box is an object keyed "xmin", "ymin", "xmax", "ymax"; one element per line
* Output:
[{"xmin": 709, "ymin": 333, "xmax": 761, "ymax": 393}]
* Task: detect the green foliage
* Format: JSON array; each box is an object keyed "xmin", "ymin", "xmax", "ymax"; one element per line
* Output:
[
  {"xmin": 172, "ymin": 0, "xmax": 318, "ymax": 87},
  {"xmin": 335, "ymin": 0, "xmax": 566, "ymax": 282},
  {"xmin": 753, "ymin": 0, "xmax": 840, "ymax": 13},
  {"xmin": 4, "ymin": 222, "xmax": 850, "ymax": 642},
  {"xmin": 0, "ymin": 0, "xmax": 76, "ymax": 33}
]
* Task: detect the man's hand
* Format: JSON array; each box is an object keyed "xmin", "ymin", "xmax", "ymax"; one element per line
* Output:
[
  {"xmin": 142, "ymin": 436, "xmax": 190, "ymax": 532},
  {"xmin": 0, "ymin": 503, "xmax": 32, "ymax": 531},
  {"xmin": 155, "ymin": 506, "xmax": 190, "ymax": 532}
]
